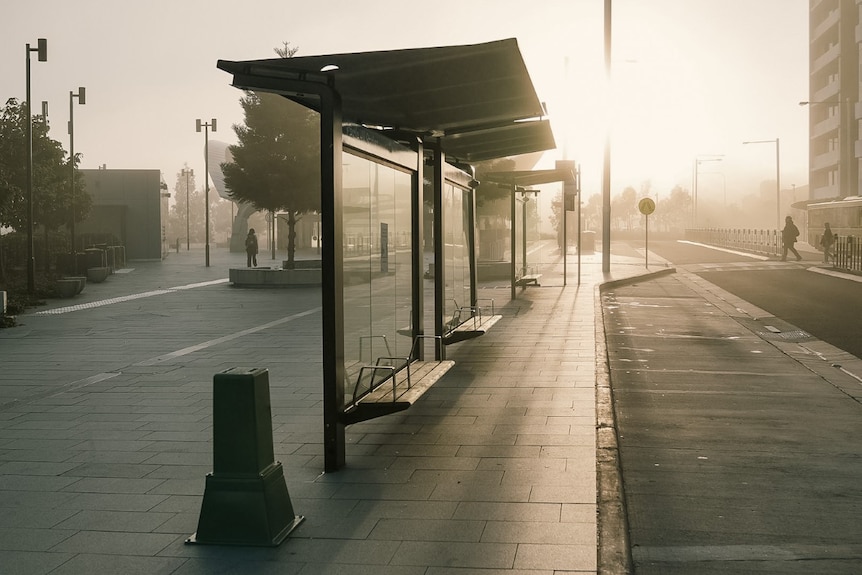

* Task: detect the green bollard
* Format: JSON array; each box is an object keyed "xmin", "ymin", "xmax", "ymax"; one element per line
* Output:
[{"xmin": 186, "ymin": 367, "xmax": 303, "ymax": 546}]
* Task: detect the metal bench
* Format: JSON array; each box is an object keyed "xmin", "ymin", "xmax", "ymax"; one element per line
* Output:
[
  {"xmin": 515, "ymin": 273, "xmax": 542, "ymax": 287},
  {"xmin": 342, "ymin": 335, "xmax": 453, "ymax": 425}
]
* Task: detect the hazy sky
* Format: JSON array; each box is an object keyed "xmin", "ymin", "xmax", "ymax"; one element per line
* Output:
[{"xmin": 3, "ymin": 0, "xmax": 808, "ymax": 204}]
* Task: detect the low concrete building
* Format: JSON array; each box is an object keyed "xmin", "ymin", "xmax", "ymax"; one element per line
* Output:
[{"xmin": 78, "ymin": 169, "xmax": 164, "ymax": 261}]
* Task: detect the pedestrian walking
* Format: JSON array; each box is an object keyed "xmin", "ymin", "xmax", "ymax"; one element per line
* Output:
[
  {"xmin": 820, "ymin": 222, "xmax": 835, "ymax": 264},
  {"xmin": 781, "ymin": 216, "xmax": 802, "ymax": 262},
  {"xmin": 245, "ymin": 228, "xmax": 259, "ymax": 267}
]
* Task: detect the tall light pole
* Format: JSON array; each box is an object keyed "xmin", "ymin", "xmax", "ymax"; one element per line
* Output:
[
  {"xmin": 182, "ymin": 168, "xmax": 193, "ymax": 250},
  {"xmin": 196, "ymin": 119, "xmax": 216, "ymax": 267},
  {"xmin": 692, "ymin": 155, "xmax": 723, "ymax": 226},
  {"xmin": 25, "ymin": 38, "xmax": 47, "ymax": 294},
  {"xmin": 68, "ymin": 87, "xmax": 86, "ymax": 256},
  {"xmin": 743, "ymin": 138, "xmax": 780, "ymax": 229}
]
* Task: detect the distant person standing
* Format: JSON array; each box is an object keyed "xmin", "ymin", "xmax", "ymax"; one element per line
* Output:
[
  {"xmin": 245, "ymin": 228, "xmax": 259, "ymax": 267},
  {"xmin": 781, "ymin": 216, "xmax": 802, "ymax": 262},
  {"xmin": 820, "ymin": 222, "xmax": 835, "ymax": 264}
]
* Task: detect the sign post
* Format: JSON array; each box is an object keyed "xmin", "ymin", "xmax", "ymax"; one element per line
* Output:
[{"xmin": 638, "ymin": 198, "xmax": 656, "ymax": 268}]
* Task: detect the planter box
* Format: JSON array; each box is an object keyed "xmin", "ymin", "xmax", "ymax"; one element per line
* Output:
[{"xmin": 229, "ymin": 267, "xmax": 321, "ymax": 287}]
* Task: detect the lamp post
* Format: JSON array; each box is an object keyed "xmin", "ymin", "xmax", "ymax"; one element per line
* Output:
[
  {"xmin": 182, "ymin": 168, "xmax": 193, "ymax": 250},
  {"xmin": 25, "ymin": 38, "xmax": 47, "ymax": 294},
  {"xmin": 742, "ymin": 138, "xmax": 780, "ymax": 229},
  {"xmin": 692, "ymin": 155, "xmax": 723, "ymax": 226},
  {"xmin": 196, "ymin": 119, "xmax": 216, "ymax": 267},
  {"xmin": 68, "ymin": 87, "xmax": 86, "ymax": 256}
]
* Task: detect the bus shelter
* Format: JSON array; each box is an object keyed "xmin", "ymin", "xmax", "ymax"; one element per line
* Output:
[
  {"xmin": 483, "ymin": 168, "xmax": 577, "ymax": 298},
  {"xmin": 218, "ymin": 39, "xmax": 556, "ymax": 471}
]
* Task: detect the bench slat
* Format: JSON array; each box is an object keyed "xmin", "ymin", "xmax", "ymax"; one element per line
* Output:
[{"xmin": 342, "ymin": 360, "xmax": 455, "ymax": 425}]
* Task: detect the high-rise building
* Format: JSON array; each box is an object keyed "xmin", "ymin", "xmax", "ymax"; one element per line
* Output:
[{"xmin": 806, "ymin": 0, "xmax": 859, "ymax": 200}]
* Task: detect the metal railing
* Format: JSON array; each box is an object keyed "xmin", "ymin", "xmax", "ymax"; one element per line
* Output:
[
  {"xmin": 685, "ymin": 228, "xmax": 781, "ymax": 257},
  {"xmin": 833, "ymin": 236, "xmax": 862, "ymax": 273},
  {"xmin": 688, "ymin": 228, "xmax": 862, "ymax": 275}
]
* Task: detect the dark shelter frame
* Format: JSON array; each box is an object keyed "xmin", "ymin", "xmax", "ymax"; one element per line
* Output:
[{"xmin": 218, "ymin": 39, "xmax": 556, "ymax": 471}]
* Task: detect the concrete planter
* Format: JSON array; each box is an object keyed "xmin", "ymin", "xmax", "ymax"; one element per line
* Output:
[
  {"xmin": 229, "ymin": 267, "xmax": 321, "ymax": 287},
  {"xmin": 56, "ymin": 278, "xmax": 82, "ymax": 298},
  {"xmin": 87, "ymin": 267, "xmax": 110, "ymax": 283}
]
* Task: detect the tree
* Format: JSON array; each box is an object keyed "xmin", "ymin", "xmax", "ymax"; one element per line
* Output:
[
  {"xmin": 221, "ymin": 43, "xmax": 320, "ymax": 268},
  {"xmin": 0, "ymin": 98, "xmax": 91, "ymax": 278}
]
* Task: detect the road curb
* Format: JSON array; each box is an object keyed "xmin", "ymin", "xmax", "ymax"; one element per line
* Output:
[{"xmin": 595, "ymin": 267, "xmax": 675, "ymax": 574}]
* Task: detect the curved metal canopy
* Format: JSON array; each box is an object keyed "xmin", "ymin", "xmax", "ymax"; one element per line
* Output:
[{"xmin": 217, "ymin": 38, "xmax": 556, "ymax": 162}]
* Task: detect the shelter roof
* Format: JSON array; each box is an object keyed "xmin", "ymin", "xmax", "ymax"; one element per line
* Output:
[
  {"xmin": 217, "ymin": 39, "xmax": 556, "ymax": 162},
  {"xmin": 482, "ymin": 168, "xmax": 577, "ymax": 188}
]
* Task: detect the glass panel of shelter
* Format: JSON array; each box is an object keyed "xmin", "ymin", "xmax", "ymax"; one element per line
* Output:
[{"xmin": 341, "ymin": 152, "xmax": 413, "ymax": 405}]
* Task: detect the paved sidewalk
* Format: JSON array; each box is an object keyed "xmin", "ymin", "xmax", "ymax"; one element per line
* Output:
[{"xmin": 0, "ymin": 246, "xmax": 657, "ymax": 575}]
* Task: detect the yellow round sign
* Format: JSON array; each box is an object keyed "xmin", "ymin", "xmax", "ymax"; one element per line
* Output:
[{"xmin": 638, "ymin": 197, "xmax": 656, "ymax": 215}]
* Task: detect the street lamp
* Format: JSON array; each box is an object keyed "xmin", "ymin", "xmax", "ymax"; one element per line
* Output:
[
  {"xmin": 742, "ymin": 138, "xmax": 780, "ymax": 229},
  {"xmin": 68, "ymin": 87, "xmax": 86, "ymax": 256},
  {"xmin": 195, "ymin": 118, "xmax": 216, "ymax": 267},
  {"xmin": 692, "ymin": 155, "xmax": 723, "ymax": 226},
  {"xmin": 25, "ymin": 38, "xmax": 47, "ymax": 294},
  {"xmin": 182, "ymin": 168, "xmax": 193, "ymax": 250}
]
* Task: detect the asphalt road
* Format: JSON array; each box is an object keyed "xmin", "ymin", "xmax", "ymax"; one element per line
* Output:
[{"xmin": 603, "ymin": 240, "xmax": 862, "ymax": 574}]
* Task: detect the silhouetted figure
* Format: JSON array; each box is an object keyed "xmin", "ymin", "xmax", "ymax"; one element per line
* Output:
[
  {"xmin": 781, "ymin": 216, "xmax": 801, "ymax": 262},
  {"xmin": 245, "ymin": 228, "xmax": 259, "ymax": 267},
  {"xmin": 820, "ymin": 222, "xmax": 834, "ymax": 264}
]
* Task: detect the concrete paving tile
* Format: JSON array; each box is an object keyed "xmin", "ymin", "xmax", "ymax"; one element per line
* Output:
[
  {"xmin": 148, "ymin": 478, "xmax": 205, "ymax": 496},
  {"xmin": 369, "ymin": 518, "xmax": 486, "ymax": 542},
  {"xmin": 142, "ymin": 452, "xmax": 211, "ymax": 466},
  {"xmin": 171, "ymin": 556, "xmax": 305, "ymax": 574},
  {"xmin": 63, "ymin": 462, "xmax": 161, "ymax": 479},
  {"xmin": 62, "ymin": 477, "xmax": 168, "ymax": 494},
  {"xmin": 49, "ymin": 530, "xmax": 176, "ymax": 556},
  {"xmin": 0, "ymin": 489, "xmax": 78, "ymax": 508},
  {"xmin": 350, "ymin": 499, "xmax": 458, "ymax": 520},
  {"xmin": 529, "ymin": 483, "xmax": 596, "ymax": 504},
  {"xmin": 0, "ymin": 461, "xmax": 81, "ymax": 476},
  {"xmin": 387, "ymin": 456, "xmax": 481, "ymax": 471},
  {"xmin": 0, "ymin": 527, "xmax": 76, "ymax": 551},
  {"xmin": 390, "ymin": 540, "xmax": 516, "ymax": 569},
  {"xmin": 0, "ymin": 474, "xmax": 81, "ymax": 491},
  {"xmin": 429, "ymin": 484, "xmax": 532, "ymax": 503},
  {"xmin": 373, "ymin": 443, "xmax": 460, "ymax": 457},
  {"xmin": 143, "ymin": 465, "xmax": 210, "ymax": 480},
  {"xmin": 455, "ymin": 445, "xmax": 541, "ymax": 459},
  {"xmin": 330, "ymin": 482, "xmax": 436, "ymax": 501},
  {"xmin": 482, "ymin": 520, "xmax": 597, "ymax": 545},
  {"xmin": 0, "ymin": 550, "xmax": 74, "ymax": 575},
  {"xmin": 295, "ymin": 565, "xmax": 426, "ymax": 575},
  {"xmin": 149, "ymin": 495, "xmax": 202, "ymax": 514},
  {"xmin": 54, "ymin": 509, "xmax": 174, "ymax": 532},
  {"xmin": 47, "ymin": 553, "xmax": 187, "ymax": 575},
  {"xmin": 503, "ymin": 469, "xmax": 595, "ymax": 487},
  {"xmin": 58, "ymin": 492, "xmax": 169, "ymax": 512},
  {"xmin": 424, "ymin": 568, "xmax": 549, "ymax": 575},
  {"xmin": 139, "ymin": 440, "xmax": 211, "ymax": 453},
  {"xmin": 409, "ymin": 469, "xmax": 504, "ymax": 485},
  {"xmin": 0, "ymin": 507, "xmax": 78, "ymax": 529},
  {"xmin": 477, "ymin": 457, "xmax": 567, "ymax": 472},
  {"xmin": 433, "ymin": 433, "xmax": 517, "ymax": 447},
  {"xmin": 561, "ymin": 503, "xmax": 596, "ymax": 523},
  {"xmin": 151, "ymin": 511, "xmax": 197, "ymax": 535},
  {"xmin": 513, "ymin": 542, "xmax": 596, "ymax": 571},
  {"xmin": 514, "ymin": 433, "xmax": 594, "ymax": 447},
  {"xmin": 453, "ymin": 502, "xmax": 561, "ymax": 522},
  {"xmin": 63, "ymin": 450, "xmax": 157, "ymax": 464}
]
